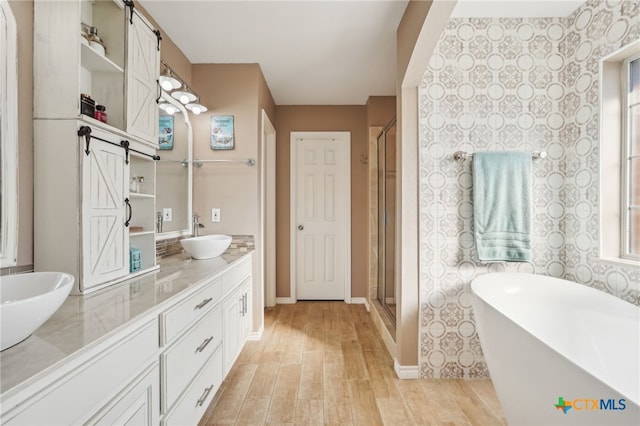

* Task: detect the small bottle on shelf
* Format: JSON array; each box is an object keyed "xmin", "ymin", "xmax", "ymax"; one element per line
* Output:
[
  {"xmin": 94, "ymin": 105, "xmax": 107, "ymax": 123},
  {"xmin": 130, "ymin": 175, "xmax": 138, "ymax": 193}
]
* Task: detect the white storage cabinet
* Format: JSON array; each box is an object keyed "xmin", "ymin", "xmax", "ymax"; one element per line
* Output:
[{"xmin": 33, "ymin": 0, "xmax": 161, "ymax": 293}]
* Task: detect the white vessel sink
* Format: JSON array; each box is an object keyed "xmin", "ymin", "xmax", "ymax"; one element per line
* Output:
[
  {"xmin": 1, "ymin": 272, "xmax": 74, "ymax": 351},
  {"xmin": 181, "ymin": 234, "xmax": 232, "ymax": 260}
]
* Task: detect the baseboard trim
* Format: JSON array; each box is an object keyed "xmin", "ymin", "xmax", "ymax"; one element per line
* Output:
[
  {"xmin": 248, "ymin": 326, "xmax": 263, "ymax": 341},
  {"xmin": 275, "ymin": 297, "xmax": 296, "ymax": 304},
  {"xmin": 394, "ymin": 359, "xmax": 419, "ymax": 379},
  {"xmin": 349, "ymin": 297, "xmax": 370, "ymax": 311}
]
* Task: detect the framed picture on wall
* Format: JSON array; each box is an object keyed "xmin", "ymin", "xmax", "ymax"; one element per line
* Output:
[
  {"xmin": 210, "ymin": 115, "xmax": 235, "ymax": 150},
  {"xmin": 158, "ymin": 115, "xmax": 174, "ymax": 150}
]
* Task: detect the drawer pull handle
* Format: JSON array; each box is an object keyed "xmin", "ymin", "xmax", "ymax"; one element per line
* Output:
[
  {"xmin": 195, "ymin": 297, "xmax": 213, "ymax": 310},
  {"xmin": 196, "ymin": 336, "xmax": 214, "ymax": 353},
  {"xmin": 196, "ymin": 384, "xmax": 214, "ymax": 407}
]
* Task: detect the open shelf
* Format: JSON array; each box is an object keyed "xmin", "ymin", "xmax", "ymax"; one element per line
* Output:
[
  {"xmin": 129, "ymin": 192, "xmax": 155, "ymax": 199},
  {"xmin": 81, "ymin": 41, "xmax": 124, "ymax": 73}
]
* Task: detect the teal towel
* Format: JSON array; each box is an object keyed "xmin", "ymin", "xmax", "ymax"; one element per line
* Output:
[{"xmin": 473, "ymin": 151, "xmax": 532, "ymax": 262}]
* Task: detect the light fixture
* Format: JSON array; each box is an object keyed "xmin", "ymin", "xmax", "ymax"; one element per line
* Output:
[
  {"xmin": 185, "ymin": 100, "xmax": 208, "ymax": 115},
  {"xmin": 161, "ymin": 61, "xmax": 207, "ymax": 113},
  {"xmin": 171, "ymin": 88, "xmax": 197, "ymax": 105},
  {"xmin": 158, "ymin": 101, "xmax": 178, "ymax": 115},
  {"xmin": 159, "ymin": 62, "xmax": 182, "ymax": 91}
]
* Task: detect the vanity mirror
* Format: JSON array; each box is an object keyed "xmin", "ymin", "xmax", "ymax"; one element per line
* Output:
[{"xmin": 155, "ymin": 92, "xmax": 192, "ymax": 239}]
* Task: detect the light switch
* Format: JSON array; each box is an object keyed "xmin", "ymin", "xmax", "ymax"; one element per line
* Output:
[
  {"xmin": 211, "ymin": 208, "xmax": 221, "ymax": 223},
  {"xmin": 163, "ymin": 208, "xmax": 173, "ymax": 222}
]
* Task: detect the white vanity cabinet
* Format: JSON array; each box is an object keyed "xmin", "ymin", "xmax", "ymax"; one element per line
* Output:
[
  {"xmin": 0, "ymin": 253, "xmax": 255, "ymax": 426},
  {"xmin": 159, "ymin": 255, "xmax": 253, "ymax": 425},
  {"xmin": 222, "ymin": 261, "xmax": 253, "ymax": 375},
  {"xmin": 0, "ymin": 319, "xmax": 160, "ymax": 425}
]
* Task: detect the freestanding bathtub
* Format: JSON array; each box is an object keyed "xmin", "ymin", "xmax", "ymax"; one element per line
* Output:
[{"xmin": 471, "ymin": 273, "xmax": 639, "ymax": 426}]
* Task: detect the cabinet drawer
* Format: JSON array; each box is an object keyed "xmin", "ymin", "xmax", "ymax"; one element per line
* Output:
[
  {"xmin": 161, "ymin": 306, "xmax": 222, "ymax": 412},
  {"xmin": 221, "ymin": 255, "xmax": 252, "ymax": 296},
  {"xmin": 162, "ymin": 347, "xmax": 223, "ymax": 426},
  {"xmin": 160, "ymin": 277, "xmax": 221, "ymax": 345},
  {"xmin": 3, "ymin": 319, "xmax": 158, "ymax": 425}
]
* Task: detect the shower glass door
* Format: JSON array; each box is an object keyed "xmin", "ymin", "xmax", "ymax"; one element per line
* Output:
[{"xmin": 377, "ymin": 118, "xmax": 396, "ymax": 326}]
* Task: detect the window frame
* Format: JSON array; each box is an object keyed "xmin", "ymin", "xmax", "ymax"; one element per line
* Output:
[{"xmin": 621, "ymin": 53, "xmax": 640, "ymax": 261}]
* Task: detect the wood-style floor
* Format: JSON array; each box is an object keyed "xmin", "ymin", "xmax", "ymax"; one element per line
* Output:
[{"xmin": 199, "ymin": 302, "xmax": 507, "ymax": 425}]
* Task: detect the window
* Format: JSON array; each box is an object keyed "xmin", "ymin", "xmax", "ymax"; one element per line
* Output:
[
  {"xmin": 600, "ymin": 42, "xmax": 640, "ymax": 265},
  {"xmin": 623, "ymin": 55, "xmax": 640, "ymax": 260}
]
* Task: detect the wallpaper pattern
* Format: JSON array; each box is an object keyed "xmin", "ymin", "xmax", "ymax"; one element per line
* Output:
[{"xmin": 418, "ymin": 0, "xmax": 640, "ymax": 379}]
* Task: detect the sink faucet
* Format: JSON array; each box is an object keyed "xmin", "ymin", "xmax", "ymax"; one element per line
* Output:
[{"xmin": 192, "ymin": 213, "xmax": 205, "ymax": 237}]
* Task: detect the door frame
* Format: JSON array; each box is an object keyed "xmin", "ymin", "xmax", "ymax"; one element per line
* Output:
[
  {"xmin": 289, "ymin": 131, "xmax": 351, "ymax": 303},
  {"xmin": 260, "ymin": 110, "xmax": 277, "ymax": 307}
]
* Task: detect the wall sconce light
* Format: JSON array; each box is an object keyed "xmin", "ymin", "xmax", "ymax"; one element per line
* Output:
[
  {"xmin": 185, "ymin": 99, "xmax": 208, "ymax": 115},
  {"xmin": 159, "ymin": 101, "xmax": 179, "ymax": 115},
  {"xmin": 160, "ymin": 60, "xmax": 207, "ymax": 112},
  {"xmin": 159, "ymin": 62, "xmax": 182, "ymax": 91},
  {"xmin": 171, "ymin": 87, "xmax": 197, "ymax": 105}
]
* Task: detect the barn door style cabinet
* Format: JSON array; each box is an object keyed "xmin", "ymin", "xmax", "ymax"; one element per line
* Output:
[{"xmin": 34, "ymin": 0, "xmax": 161, "ymax": 293}]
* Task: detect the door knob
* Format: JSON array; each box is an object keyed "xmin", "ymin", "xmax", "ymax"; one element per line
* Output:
[{"xmin": 298, "ymin": 225, "xmax": 304, "ymax": 230}]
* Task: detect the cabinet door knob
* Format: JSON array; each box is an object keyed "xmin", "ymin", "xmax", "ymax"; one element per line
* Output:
[{"xmin": 298, "ymin": 225, "xmax": 304, "ymax": 230}]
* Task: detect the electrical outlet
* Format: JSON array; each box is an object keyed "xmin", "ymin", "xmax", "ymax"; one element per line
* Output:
[
  {"xmin": 163, "ymin": 208, "xmax": 173, "ymax": 222},
  {"xmin": 211, "ymin": 208, "xmax": 221, "ymax": 223}
]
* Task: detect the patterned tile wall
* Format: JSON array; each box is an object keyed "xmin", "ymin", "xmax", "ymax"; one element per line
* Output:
[
  {"xmin": 562, "ymin": 1, "xmax": 640, "ymax": 304},
  {"xmin": 417, "ymin": 0, "xmax": 639, "ymax": 379}
]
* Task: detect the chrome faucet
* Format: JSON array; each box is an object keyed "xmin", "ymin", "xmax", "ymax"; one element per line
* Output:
[
  {"xmin": 156, "ymin": 211, "xmax": 163, "ymax": 234},
  {"xmin": 192, "ymin": 213, "xmax": 205, "ymax": 237}
]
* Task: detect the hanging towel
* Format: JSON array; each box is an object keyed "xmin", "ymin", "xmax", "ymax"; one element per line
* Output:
[{"xmin": 473, "ymin": 151, "xmax": 532, "ymax": 262}]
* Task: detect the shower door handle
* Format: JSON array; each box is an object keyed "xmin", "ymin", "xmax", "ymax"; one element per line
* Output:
[{"xmin": 298, "ymin": 225, "xmax": 304, "ymax": 230}]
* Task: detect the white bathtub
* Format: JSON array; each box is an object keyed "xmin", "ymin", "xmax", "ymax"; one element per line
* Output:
[{"xmin": 471, "ymin": 273, "xmax": 639, "ymax": 426}]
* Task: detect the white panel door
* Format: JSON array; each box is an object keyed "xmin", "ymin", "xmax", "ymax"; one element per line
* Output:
[
  {"xmin": 294, "ymin": 133, "xmax": 349, "ymax": 300},
  {"xmin": 82, "ymin": 139, "xmax": 129, "ymax": 290},
  {"xmin": 126, "ymin": 10, "xmax": 159, "ymax": 144}
]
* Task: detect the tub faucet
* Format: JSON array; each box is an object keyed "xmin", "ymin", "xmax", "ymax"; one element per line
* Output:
[{"xmin": 192, "ymin": 213, "xmax": 205, "ymax": 237}]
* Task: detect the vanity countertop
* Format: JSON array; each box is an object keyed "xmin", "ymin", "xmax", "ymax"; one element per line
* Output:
[{"xmin": 0, "ymin": 250, "xmax": 253, "ymax": 396}]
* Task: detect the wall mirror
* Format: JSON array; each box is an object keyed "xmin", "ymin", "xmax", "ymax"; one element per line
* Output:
[
  {"xmin": 155, "ymin": 91, "xmax": 192, "ymax": 239},
  {"xmin": 0, "ymin": 0, "xmax": 18, "ymax": 267}
]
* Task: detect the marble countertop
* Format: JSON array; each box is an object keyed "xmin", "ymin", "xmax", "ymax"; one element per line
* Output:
[{"xmin": 0, "ymin": 250, "xmax": 252, "ymax": 396}]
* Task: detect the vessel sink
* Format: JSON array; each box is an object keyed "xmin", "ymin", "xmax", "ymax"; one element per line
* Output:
[
  {"xmin": 1, "ymin": 272, "xmax": 74, "ymax": 351},
  {"xmin": 181, "ymin": 234, "xmax": 232, "ymax": 260}
]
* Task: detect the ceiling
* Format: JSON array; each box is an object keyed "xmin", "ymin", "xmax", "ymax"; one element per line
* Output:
[
  {"xmin": 138, "ymin": 0, "xmax": 408, "ymax": 105},
  {"xmin": 139, "ymin": 0, "xmax": 586, "ymax": 106},
  {"xmin": 452, "ymin": 0, "xmax": 585, "ymax": 18}
]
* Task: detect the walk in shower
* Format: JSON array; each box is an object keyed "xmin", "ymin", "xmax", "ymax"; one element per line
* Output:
[{"xmin": 376, "ymin": 118, "xmax": 397, "ymax": 326}]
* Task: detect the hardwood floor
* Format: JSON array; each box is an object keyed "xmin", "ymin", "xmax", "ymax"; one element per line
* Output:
[{"xmin": 199, "ymin": 302, "xmax": 507, "ymax": 425}]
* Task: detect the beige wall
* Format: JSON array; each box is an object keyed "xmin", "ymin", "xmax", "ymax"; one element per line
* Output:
[
  {"xmin": 8, "ymin": 0, "xmax": 34, "ymax": 268},
  {"xmin": 366, "ymin": 96, "xmax": 396, "ymax": 128},
  {"xmin": 190, "ymin": 64, "xmax": 275, "ymax": 333},
  {"xmin": 190, "ymin": 64, "xmax": 260, "ymax": 236},
  {"xmin": 274, "ymin": 105, "xmax": 368, "ymax": 299}
]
